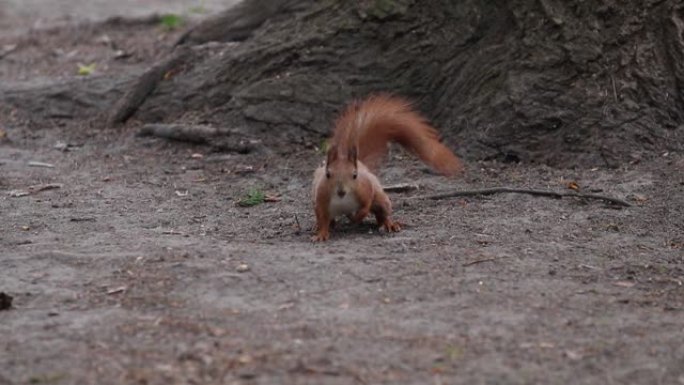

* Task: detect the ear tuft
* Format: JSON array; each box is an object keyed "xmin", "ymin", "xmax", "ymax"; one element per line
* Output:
[{"xmin": 348, "ymin": 146, "xmax": 358, "ymax": 165}]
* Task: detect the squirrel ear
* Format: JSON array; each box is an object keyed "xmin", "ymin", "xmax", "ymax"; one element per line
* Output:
[
  {"xmin": 326, "ymin": 144, "xmax": 338, "ymax": 165},
  {"xmin": 348, "ymin": 146, "xmax": 358, "ymax": 165}
]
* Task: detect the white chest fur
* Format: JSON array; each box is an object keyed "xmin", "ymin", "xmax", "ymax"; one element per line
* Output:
[{"xmin": 328, "ymin": 193, "xmax": 360, "ymax": 219}]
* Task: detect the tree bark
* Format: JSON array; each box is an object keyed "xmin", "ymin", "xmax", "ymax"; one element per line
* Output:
[{"xmin": 3, "ymin": 0, "xmax": 682, "ymax": 167}]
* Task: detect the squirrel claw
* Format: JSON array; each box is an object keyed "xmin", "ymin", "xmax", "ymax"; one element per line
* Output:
[
  {"xmin": 381, "ymin": 220, "xmax": 402, "ymax": 233},
  {"xmin": 311, "ymin": 232, "xmax": 329, "ymax": 242}
]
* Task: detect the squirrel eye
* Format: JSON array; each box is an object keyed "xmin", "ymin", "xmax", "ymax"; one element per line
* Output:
[{"xmin": 325, "ymin": 170, "xmax": 331, "ymax": 179}]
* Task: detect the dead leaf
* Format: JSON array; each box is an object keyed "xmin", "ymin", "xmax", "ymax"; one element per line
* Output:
[
  {"xmin": 564, "ymin": 349, "xmax": 583, "ymax": 361},
  {"xmin": 77, "ymin": 63, "xmax": 96, "ymax": 76},
  {"xmin": 632, "ymin": 194, "xmax": 648, "ymax": 203},
  {"xmin": 0, "ymin": 44, "xmax": 18, "ymax": 59},
  {"xmin": 234, "ymin": 165, "xmax": 256, "ymax": 175},
  {"xmin": 566, "ymin": 181, "xmax": 580, "ymax": 191},
  {"xmin": 114, "ymin": 50, "xmax": 131, "ymax": 59},
  {"xmin": 163, "ymin": 68, "xmax": 181, "ymax": 80},
  {"xmin": 613, "ymin": 281, "xmax": 635, "ymax": 288},
  {"xmin": 605, "ymin": 223, "xmax": 620, "ymax": 232},
  {"xmin": 236, "ymin": 263, "xmax": 250, "ymax": 273},
  {"xmin": 264, "ymin": 194, "xmax": 281, "ymax": 203},
  {"xmin": 162, "ymin": 230, "xmax": 183, "ymax": 235},
  {"xmin": 238, "ymin": 354, "xmax": 253, "ymax": 364},
  {"xmin": 106, "ymin": 286, "xmax": 127, "ymax": 295}
]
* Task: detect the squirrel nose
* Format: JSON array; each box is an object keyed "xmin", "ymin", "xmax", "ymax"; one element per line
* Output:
[{"xmin": 337, "ymin": 189, "xmax": 346, "ymax": 198}]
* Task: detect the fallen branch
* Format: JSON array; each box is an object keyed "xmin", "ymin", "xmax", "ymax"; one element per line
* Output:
[
  {"xmin": 410, "ymin": 187, "xmax": 632, "ymax": 207},
  {"xmin": 137, "ymin": 124, "xmax": 232, "ymax": 143}
]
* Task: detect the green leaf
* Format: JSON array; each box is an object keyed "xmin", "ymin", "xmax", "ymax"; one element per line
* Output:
[
  {"xmin": 77, "ymin": 63, "xmax": 96, "ymax": 76},
  {"xmin": 160, "ymin": 14, "xmax": 184, "ymax": 30},
  {"xmin": 318, "ymin": 139, "xmax": 330, "ymax": 154},
  {"xmin": 237, "ymin": 188, "xmax": 265, "ymax": 207}
]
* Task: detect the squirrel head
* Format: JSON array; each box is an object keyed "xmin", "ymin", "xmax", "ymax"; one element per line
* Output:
[{"xmin": 325, "ymin": 145, "xmax": 358, "ymax": 199}]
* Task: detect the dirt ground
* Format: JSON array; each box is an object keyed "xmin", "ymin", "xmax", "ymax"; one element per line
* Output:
[{"xmin": 1, "ymin": 2, "xmax": 684, "ymax": 385}]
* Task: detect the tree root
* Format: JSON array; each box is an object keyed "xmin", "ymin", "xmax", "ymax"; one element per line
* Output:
[
  {"xmin": 410, "ymin": 187, "xmax": 633, "ymax": 207},
  {"xmin": 175, "ymin": 0, "xmax": 310, "ymax": 46},
  {"xmin": 107, "ymin": 46, "xmax": 192, "ymax": 126},
  {"xmin": 137, "ymin": 123, "xmax": 257, "ymax": 154}
]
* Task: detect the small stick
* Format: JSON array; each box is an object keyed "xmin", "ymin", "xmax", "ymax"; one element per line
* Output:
[
  {"xmin": 463, "ymin": 256, "xmax": 508, "ymax": 267},
  {"xmin": 410, "ymin": 187, "xmax": 632, "ymax": 207},
  {"xmin": 28, "ymin": 161, "xmax": 55, "ymax": 168},
  {"xmin": 137, "ymin": 124, "xmax": 224, "ymax": 143},
  {"xmin": 28, "ymin": 183, "xmax": 63, "ymax": 193},
  {"xmin": 294, "ymin": 213, "xmax": 302, "ymax": 234},
  {"xmin": 8, "ymin": 183, "xmax": 63, "ymax": 197},
  {"xmin": 383, "ymin": 183, "xmax": 420, "ymax": 193}
]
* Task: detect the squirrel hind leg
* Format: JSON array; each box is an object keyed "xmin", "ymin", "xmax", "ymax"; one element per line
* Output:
[{"xmin": 371, "ymin": 191, "xmax": 402, "ymax": 233}]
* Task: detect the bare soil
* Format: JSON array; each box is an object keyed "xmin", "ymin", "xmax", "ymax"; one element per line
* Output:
[{"xmin": 1, "ymin": 3, "xmax": 684, "ymax": 385}]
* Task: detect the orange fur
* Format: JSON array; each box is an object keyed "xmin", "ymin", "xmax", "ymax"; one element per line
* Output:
[
  {"xmin": 330, "ymin": 93, "xmax": 464, "ymax": 176},
  {"xmin": 311, "ymin": 94, "xmax": 463, "ymax": 242}
]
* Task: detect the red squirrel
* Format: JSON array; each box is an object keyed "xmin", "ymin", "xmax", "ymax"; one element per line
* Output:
[{"xmin": 311, "ymin": 94, "xmax": 463, "ymax": 242}]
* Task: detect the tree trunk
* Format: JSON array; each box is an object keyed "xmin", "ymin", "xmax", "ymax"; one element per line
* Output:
[{"xmin": 4, "ymin": 0, "xmax": 684, "ymax": 167}]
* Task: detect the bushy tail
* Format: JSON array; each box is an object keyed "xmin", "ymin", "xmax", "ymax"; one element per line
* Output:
[{"xmin": 331, "ymin": 94, "xmax": 463, "ymax": 176}]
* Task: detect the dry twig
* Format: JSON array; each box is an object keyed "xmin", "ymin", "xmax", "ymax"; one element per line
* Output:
[
  {"xmin": 410, "ymin": 187, "xmax": 632, "ymax": 207},
  {"xmin": 462, "ymin": 256, "xmax": 509, "ymax": 267},
  {"xmin": 383, "ymin": 183, "xmax": 420, "ymax": 193}
]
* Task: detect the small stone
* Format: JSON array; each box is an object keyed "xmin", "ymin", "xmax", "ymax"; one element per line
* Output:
[{"xmin": 0, "ymin": 292, "xmax": 13, "ymax": 310}]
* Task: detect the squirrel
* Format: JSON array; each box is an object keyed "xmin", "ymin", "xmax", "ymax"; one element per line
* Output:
[{"xmin": 311, "ymin": 94, "xmax": 464, "ymax": 242}]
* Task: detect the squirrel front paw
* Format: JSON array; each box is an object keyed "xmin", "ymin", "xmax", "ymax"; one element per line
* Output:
[
  {"xmin": 311, "ymin": 230, "xmax": 330, "ymax": 242},
  {"xmin": 380, "ymin": 220, "xmax": 402, "ymax": 233}
]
